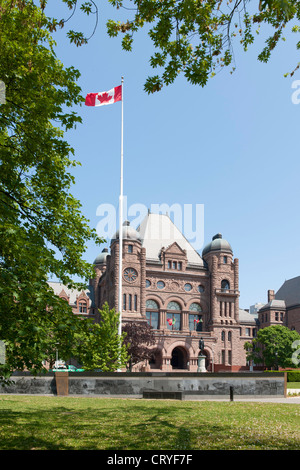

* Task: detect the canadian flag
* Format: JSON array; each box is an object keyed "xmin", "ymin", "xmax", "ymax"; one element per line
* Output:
[{"xmin": 85, "ymin": 85, "xmax": 122, "ymax": 107}]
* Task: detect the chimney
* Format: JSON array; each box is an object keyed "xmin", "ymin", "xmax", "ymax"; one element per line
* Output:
[{"xmin": 268, "ymin": 289, "xmax": 275, "ymax": 302}]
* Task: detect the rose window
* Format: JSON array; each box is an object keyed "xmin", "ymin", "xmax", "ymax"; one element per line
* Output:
[{"xmin": 124, "ymin": 267, "xmax": 138, "ymax": 282}]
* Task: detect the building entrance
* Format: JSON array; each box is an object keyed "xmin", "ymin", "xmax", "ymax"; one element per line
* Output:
[{"xmin": 171, "ymin": 347, "xmax": 187, "ymax": 369}]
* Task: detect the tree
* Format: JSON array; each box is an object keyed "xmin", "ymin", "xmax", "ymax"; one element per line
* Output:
[
  {"xmin": 244, "ymin": 325, "xmax": 300, "ymax": 370},
  {"xmin": 122, "ymin": 321, "xmax": 156, "ymax": 371},
  {"xmin": 43, "ymin": 0, "xmax": 300, "ymax": 93},
  {"xmin": 0, "ymin": 1, "xmax": 103, "ymax": 379},
  {"xmin": 75, "ymin": 303, "xmax": 129, "ymax": 371}
]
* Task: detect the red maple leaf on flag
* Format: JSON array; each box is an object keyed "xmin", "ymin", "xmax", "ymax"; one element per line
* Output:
[{"xmin": 97, "ymin": 92, "xmax": 112, "ymax": 104}]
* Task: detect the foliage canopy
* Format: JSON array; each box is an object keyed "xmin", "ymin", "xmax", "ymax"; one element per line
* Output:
[
  {"xmin": 42, "ymin": 0, "xmax": 300, "ymax": 92},
  {"xmin": 0, "ymin": 0, "xmax": 103, "ymax": 378},
  {"xmin": 244, "ymin": 325, "xmax": 300, "ymax": 369},
  {"xmin": 75, "ymin": 303, "xmax": 129, "ymax": 371},
  {"xmin": 122, "ymin": 321, "xmax": 156, "ymax": 370}
]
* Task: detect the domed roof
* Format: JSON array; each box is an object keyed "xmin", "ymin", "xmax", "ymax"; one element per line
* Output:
[
  {"xmin": 93, "ymin": 248, "xmax": 109, "ymax": 265},
  {"xmin": 111, "ymin": 221, "xmax": 141, "ymax": 244},
  {"xmin": 202, "ymin": 233, "xmax": 233, "ymax": 256}
]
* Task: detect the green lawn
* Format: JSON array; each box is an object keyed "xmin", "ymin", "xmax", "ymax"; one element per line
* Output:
[
  {"xmin": 0, "ymin": 395, "xmax": 299, "ymax": 450},
  {"xmin": 288, "ymin": 382, "xmax": 300, "ymax": 389}
]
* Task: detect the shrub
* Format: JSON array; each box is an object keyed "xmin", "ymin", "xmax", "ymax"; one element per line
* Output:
[{"xmin": 287, "ymin": 370, "xmax": 300, "ymax": 382}]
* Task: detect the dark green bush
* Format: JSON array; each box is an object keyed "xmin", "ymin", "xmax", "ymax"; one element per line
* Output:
[{"xmin": 287, "ymin": 371, "xmax": 300, "ymax": 382}]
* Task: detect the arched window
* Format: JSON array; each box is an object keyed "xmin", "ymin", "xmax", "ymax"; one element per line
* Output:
[
  {"xmin": 228, "ymin": 331, "xmax": 232, "ymax": 342},
  {"xmin": 167, "ymin": 301, "xmax": 181, "ymax": 310},
  {"xmin": 190, "ymin": 302, "xmax": 202, "ymax": 312},
  {"xmin": 189, "ymin": 303, "xmax": 203, "ymax": 331},
  {"xmin": 167, "ymin": 301, "xmax": 181, "ymax": 330},
  {"xmin": 146, "ymin": 299, "xmax": 159, "ymax": 329},
  {"xmin": 221, "ymin": 279, "xmax": 230, "ymax": 291},
  {"xmin": 146, "ymin": 299, "xmax": 159, "ymax": 309},
  {"xmin": 221, "ymin": 330, "xmax": 225, "ymax": 341}
]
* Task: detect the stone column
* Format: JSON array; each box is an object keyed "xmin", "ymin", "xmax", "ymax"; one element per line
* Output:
[
  {"xmin": 160, "ymin": 309, "xmax": 167, "ymax": 329},
  {"xmin": 182, "ymin": 310, "xmax": 189, "ymax": 330},
  {"xmin": 211, "ymin": 256, "xmax": 218, "ymax": 324}
]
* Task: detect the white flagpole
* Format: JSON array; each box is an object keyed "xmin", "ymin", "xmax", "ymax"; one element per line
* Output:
[{"xmin": 116, "ymin": 77, "xmax": 124, "ymax": 372}]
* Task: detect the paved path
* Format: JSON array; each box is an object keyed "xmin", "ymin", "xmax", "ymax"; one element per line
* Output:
[
  {"xmin": 65, "ymin": 393, "xmax": 300, "ymax": 403},
  {"xmin": 210, "ymin": 397, "xmax": 300, "ymax": 403},
  {"xmin": 181, "ymin": 395, "xmax": 300, "ymax": 403}
]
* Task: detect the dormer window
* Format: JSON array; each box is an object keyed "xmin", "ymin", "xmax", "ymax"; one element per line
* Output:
[{"xmin": 79, "ymin": 300, "xmax": 87, "ymax": 313}]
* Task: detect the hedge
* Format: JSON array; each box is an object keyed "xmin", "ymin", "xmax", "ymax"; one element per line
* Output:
[{"xmin": 287, "ymin": 370, "xmax": 300, "ymax": 382}]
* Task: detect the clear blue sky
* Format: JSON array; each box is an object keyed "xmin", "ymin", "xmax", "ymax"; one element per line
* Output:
[{"xmin": 46, "ymin": 1, "xmax": 300, "ymax": 310}]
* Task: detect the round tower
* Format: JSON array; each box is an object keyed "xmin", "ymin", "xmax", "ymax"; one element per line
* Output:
[
  {"xmin": 91, "ymin": 248, "xmax": 110, "ymax": 310},
  {"xmin": 202, "ymin": 233, "xmax": 239, "ymax": 325},
  {"xmin": 110, "ymin": 221, "xmax": 144, "ymax": 320}
]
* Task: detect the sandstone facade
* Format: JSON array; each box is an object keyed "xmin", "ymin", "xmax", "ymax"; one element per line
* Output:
[
  {"xmin": 258, "ymin": 279, "xmax": 300, "ymax": 334},
  {"xmin": 91, "ymin": 213, "xmax": 258, "ymax": 372}
]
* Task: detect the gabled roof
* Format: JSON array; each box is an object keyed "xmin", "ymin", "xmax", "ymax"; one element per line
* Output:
[
  {"xmin": 275, "ymin": 276, "xmax": 300, "ymax": 307},
  {"xmin": 48, "ymin": 281, "xmax": 94, "ymax": 307},
  {"xmin": 137, "ymin": 213, "xmax": 204, "ymax": 267},
  {"xmin": 164, "ymin": 241, "xmax": 187, "ymax": 256}
]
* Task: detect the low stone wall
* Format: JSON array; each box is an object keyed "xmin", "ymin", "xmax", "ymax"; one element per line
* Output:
[
  {"xmin": 0, "ymin": 372, "xmax": 286, "ymax": 399},
  {"xmin": 0, "ymin": 373, "xmax": 56, "ymax": 395}
]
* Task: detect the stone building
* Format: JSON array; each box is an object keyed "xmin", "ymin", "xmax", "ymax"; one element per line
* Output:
[
  {"xmin": 89, "ymin": 212, "xmax": 257, "ymax": 372},
  {"xmin": 48, "ymin": 281, "xmax": 97, "ymax": 319},
  {"xmin": 257, "ymin": 277, "xmax": 300, "ymax": 334}
]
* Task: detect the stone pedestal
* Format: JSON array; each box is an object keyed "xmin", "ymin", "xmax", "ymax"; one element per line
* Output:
[{"xmin": 197, "ymin": 355, "xmax": 207, "ymax": 373}]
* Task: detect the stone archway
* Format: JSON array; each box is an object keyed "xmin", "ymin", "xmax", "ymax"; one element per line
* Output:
[{"xmin": 171, "ymin": 346, "xmax": 188, "ymax": 370}]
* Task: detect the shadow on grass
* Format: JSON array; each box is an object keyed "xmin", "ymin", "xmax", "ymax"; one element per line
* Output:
[
  {"xmin": 0, "ymin": 400, "xmax": 299, "ymax": 450},
  {"xmin": 0, "ymin": 403, "xmax": 226, "ymax": 450}
]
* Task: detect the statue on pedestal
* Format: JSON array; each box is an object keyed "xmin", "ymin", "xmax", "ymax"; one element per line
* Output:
[{"xmin": 197, "ymin": 337, "xmax": 206, "ymax": 372}]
